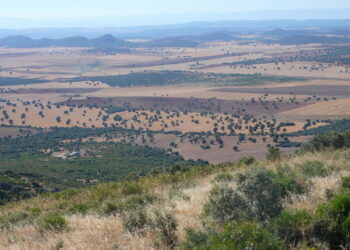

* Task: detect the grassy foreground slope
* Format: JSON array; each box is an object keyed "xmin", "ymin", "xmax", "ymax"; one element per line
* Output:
[{"xmin": 1, "ymin": 133, "xmax": 350, "ymax": 249}]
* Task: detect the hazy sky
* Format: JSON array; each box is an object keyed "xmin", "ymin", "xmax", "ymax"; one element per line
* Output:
[{"xmin": 2, "ymin": 0, "xmax": 350, "ymax": 18}]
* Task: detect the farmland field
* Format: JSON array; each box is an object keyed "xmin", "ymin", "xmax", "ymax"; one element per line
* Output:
[{"xmin": 0, "ymin": 29, "xmax": 350, "ymax": 188}]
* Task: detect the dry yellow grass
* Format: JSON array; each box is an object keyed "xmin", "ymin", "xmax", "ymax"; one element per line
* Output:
[{"xmin": 1, "ymin": 149, "xmax": 349, "ymax": 249}]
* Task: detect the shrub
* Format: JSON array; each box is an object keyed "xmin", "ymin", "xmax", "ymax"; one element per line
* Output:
[
  {"xmin": 181, "ymin": 229, "xmax": 210, "ymax": 249},
  {"xmin": 0, "ymin": 212, "xmax": 29, "ymax": 228},
  {"xmin": 266, "ymin": 146, "xmax": 281, "ymax": 161},
  {"xmin": 52, "ymin": 240, "xmax": 65, "ymax": 250},
  {"xmin": 213, "ymin": 173, "xmax": 234, "ymax": 183},
  {"xmin": 121, "ymin": 182, "xmax": 144, "ymax": 196},
  {"xmin": 68, "ymin": 203, "xmax": 89, "ymax": 215},
  {"xmin": 313, "ymin": 192, "xmax": 350, "ymax": 249},
  {"xmin": 56, "ymin": 188, "xmax": 79, "ymax": 200},
  {"xmin": 101, "ymin": 193, "xmax": 158, "ymax": 215},
  {"xmin": 182, "ymin": 222, "xmax": 282, "ymax": 249},
  {"xmin": 152, "ymin": 212, "xmax": 177, "ymax": 248},
  {"xmin": 298, "ymin": 161, "xmax": 329, "ymax": 177},
  {"xmin": 122, "ymin": 208, "xmax": 149, "ymax": 233},
  {"xmin": 341, "ymin": 177, "xmax": 350, "ymax": 190},
  {"xmin": 238, "ymin": 156, "xmax": 256, "ymax": 165},
  {"xmin": 0, "ymin": 207, "xmax": 42, "ymax": 229},
  {"xmin": 213, "ymin": 222, "xmax": 282, "ymax": 249},
  {"xmin": 204, "ymin": 184, "xmax": 251, "ymax": 224},
  {"xmin": 41, "ymin": 214, "xmax": 68, "ymax": 232},
  {"xmin": 119, "ymin": 193, "xmax": 158, "ymax": 211},
  {"xmin": 273, "ymin": 166, "xmax": 309, "ymax": 197},
  {"xmin": 101, "ymin": 202, "xmax": 119, "ymax": 215},
  {"xmin": 273, "ymin": 210, "xmax": 313, "ymax": 247},
  {"xmin": 236, "ymin": 167, "xmax": 283, "ymax": 222}
]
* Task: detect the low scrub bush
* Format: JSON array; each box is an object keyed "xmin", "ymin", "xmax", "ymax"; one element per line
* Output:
[
  {"xmin": 182, "ymin": 222, "xmax": 282, "ymax": 249},
  {"xmin": 68, "ymin": 203, "xmax": 90, "ymax": 215},
  {"xmin": 0, "ymin": 212, "xmax": 30, "ymax": 228},
  {"xmin": 266, "ymin": 146, "xmax": 281, "ymax": 161},
  {"xmin": 56, "ymin": 188, "xmax": 79, "ymax": 200},
  {"xmin": 313, "ymin": 192, "xmax": 350, "ymax": 249},
  {"xmin": 273, "ymin": 166, "xmax": 309, "ymax": 197},
  {"xmin": 152, "ymin": 212, "xmax": 178, "ymax": 248},
  {"xmin": 181, "ymin": 229, "xmax": 210, "ymax": 249},
  {"xmin": 298, "ymin": 161, "xmax": 330, "ymax": 177},
  {"xmin": 101, "ymin": 193, "xmax": 158, "ymax": 215},
  {"xmin": 238, "ymin": 156, "xmax": 256, "ymax": 165},
  {"xmin": 122, "ymin": 208, "xmax": 149, "ymax": 233},
  {"xmin": 0, "ymin": 208, "xmax": 41, "ymax": 228},
  {"xmin": 204, "ymin": 184, "xmax": 251, "ymax": 224},
  {"xmin": 41, "ymin": 214, "xmax": 68, "ymax": 232},
  {"xmin": 121, "ymin": 182, "xmax": 144, "ymax": 196},
  {"xmin": 236, "ymin": 167, "xmax": 283, "ymax": 222},
  {"xmin": 341, "ymin": 176, "xmax": 350, "ymax": 190},
  {"xmin": 213, "ymin": 173, "xmax": 234, "ymax": 183},
  {"xmin": 119, "ymin": 193, "xmax": 158, "ymax": 211},
  {"xmin": 272, "ymin": 210, "xmax": 313, "ymax": 247}
]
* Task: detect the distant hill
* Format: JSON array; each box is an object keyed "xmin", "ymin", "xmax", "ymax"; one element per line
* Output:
[
  {"xmin": 0, "ymin": 34, "xmax": 202, "ymax": 48},
  {"xmin": 0, "ymin": 34, "xmax": 135, "ymax": 48},
  {"xmin": 277, "ymin": 35, "xmax": 350, "ymax": 45},
  {"xmin": 331, "ymin": 29, "xmax": 350, "ymax": 36},
  {"xmin": 263, "ymin": 28, "xmax": 310, "ymax": 38},
  {"xmin": 142, "ymin": 38, "xmax": 199, "ymax": 47}
]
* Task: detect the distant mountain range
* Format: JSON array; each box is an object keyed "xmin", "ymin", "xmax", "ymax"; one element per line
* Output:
[
  {"xmin": 0, "ymin": 19, "xmax": 350, "ymax": 39},
  {"xmin": 0, "ymin": 34, "xmax": 203, "ymax": 48},
  {"xmin": 1, "ymin": 26, "xmax": 350, "ymax": 49},
  {"xmin": 0, "ymin": 34, "xmax": 134, "ymax": 48}
]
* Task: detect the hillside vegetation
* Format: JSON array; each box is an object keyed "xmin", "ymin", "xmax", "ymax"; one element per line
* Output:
[{"xmin": 1, "ymin": 132, "xmax": 350, "ymax": 249}]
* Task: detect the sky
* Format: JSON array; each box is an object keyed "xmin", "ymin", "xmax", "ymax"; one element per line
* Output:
[{"xmin": 2, "ymin": 0, "xmax": 350, "ymax": 18}]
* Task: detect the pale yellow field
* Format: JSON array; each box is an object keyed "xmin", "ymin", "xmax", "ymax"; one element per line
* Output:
[
  {"xmin": 86, "ymin": 85, "xmax": 311, "ymax": 102},
  {"xmin": 281, "ymin": 99, "xmax": 350, "ymax": 116},
  {"xmin": 0, "ymin": 42, "xmax": 333, "ymax": 81}
]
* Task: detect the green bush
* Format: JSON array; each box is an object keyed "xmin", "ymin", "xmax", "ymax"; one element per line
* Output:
[
  {"xmin": 273, "ymin": 210, "xmax": 313, "ymax": 247},
  {"xmin": 101, "ymin": 202, "xmax": 119, "ymax": 215},
  {"xmin": 152, "ymin": 212, "xmax": 178, "ymax": 248},
  {"xmin": 213, "ymin": 173, "xmax": 234, "ymax": 183},
  {"xmin": 0, "ymin": 207, "xmax": 42, "ymax": 229},
  {"xmin": 121, "ymin": 183, "xmax": 144, "ymax": 196},
  {"xmin": 238, "ymin": 156, "xmax": 256, "ymax": 165},
  {"xmin": 273, "ymin": 166, "xmax": 309, "ymax": 197},
  {"xmin": 313, "ymin": 192, "xmax": 350, "ymax": 249},
  {"xmin": 181, "ymin": 229, "xmax": 210, "ymax": 249},
  {"xmin": 182, "ymin": 222, "xmax": 282, "ymax": 249},
  {"xmin": 236, "ymin": 167, "xmax": 283, "ymax": 222},
  {"xmin": 298, "ymin": 161, "xmax": 330, "ymax": 177},
  {"xmin": 0, "ymin": 212, "xmax": 29, "ymax": 228},
  {"xmin": 266, "ymin": 146, "xmax": 281, "ymax": 161},
  {"xmin": 101, "ymin": 193, "xmax": 158, "ymax": 215},
  {"xmin": 341, "ymin": 177, "xmax": 350, "ymax": 190},
  {"xmin": 68, "ymin": 203, "xmax": 89, "ymax": 215},
  {"xmin": 122, "ymin": 208, "xmax": 149, "ymax": 233},
  {"xmin": 56, "ymin": 188, "xmax": 79, "ymax": 200},
  {"xmin": 119, "ymin": 193, "xmax": 158, "ymax": 211},
  {"xmin": 41, "ymin": 214, "xmax": 68, "ymax": 232},
  {"xmin": 204, "ymin": 184, "xmax": 251, "ymax": 224}
]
